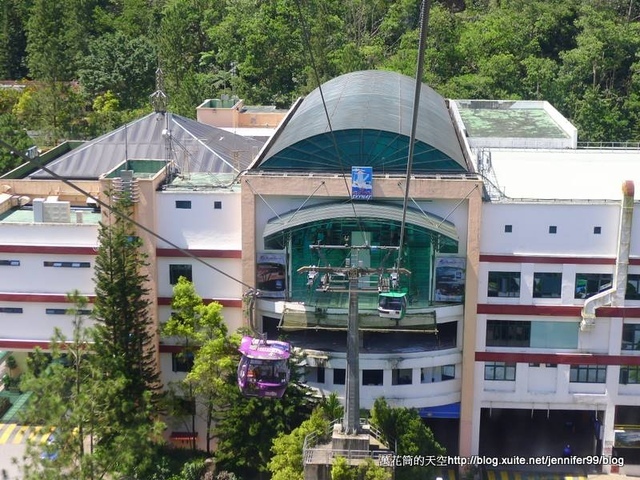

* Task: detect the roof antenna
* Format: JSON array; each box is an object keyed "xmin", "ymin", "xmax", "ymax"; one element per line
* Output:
[{"xmin": 150, "ymin": 67, "xmax": 168, "ymax": 114}]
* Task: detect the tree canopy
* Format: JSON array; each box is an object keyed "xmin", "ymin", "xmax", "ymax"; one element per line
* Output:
[{"xmin": 0, "ymin": 0, "xmax": 640, "ymax": 154}]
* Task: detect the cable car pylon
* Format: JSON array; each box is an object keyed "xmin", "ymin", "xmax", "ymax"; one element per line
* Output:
[{"xmin": 297, "ymin": 243, "xmax": 410, "ymax": 435}]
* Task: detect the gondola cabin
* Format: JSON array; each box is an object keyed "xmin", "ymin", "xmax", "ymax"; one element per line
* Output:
[
  {"xmin": 237, "ymin": 336, "xmax": 291, "ymax": 398},
  {"xmin": 378, "ymin": 291, "xmax": 407, "ymax": 319}
]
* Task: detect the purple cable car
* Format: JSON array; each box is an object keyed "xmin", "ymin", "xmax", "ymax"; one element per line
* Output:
[{"xmin": 237, "ymin": 335, "xmax": 291, "ymax": 398}]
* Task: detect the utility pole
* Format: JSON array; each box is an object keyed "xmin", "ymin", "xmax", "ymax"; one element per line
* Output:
[{"xmin": 297, "ymin": 244, "xmax": 409, "ymax": 435}]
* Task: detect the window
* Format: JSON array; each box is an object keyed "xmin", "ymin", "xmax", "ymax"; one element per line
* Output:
[
  {"xmin": 172, "ymin": 352, "xmax": 194, "ymax": 372},
  {"xmin": 441, "ymin": 364, "xmax": 455, "ymax": 381},
  {"xmin": 46, "ymin": 308, "xmax": 92, "ymax": 315},
  {"xmin": 214, "ymin": 201, "xmax": 222, "ymax": 210},
  {"xmin": 570, "ymin": 364, "xmax": 606, "ymax": 383},
  {"xmin": 488, "ymin": 271, "xmax": 521, "ymax": 297},
  {"xmin": 575, "ymin": 273, "xmax": 612, "ymax": 299},
  {"xmin": 44, "ymin": 261, "xmax": 90, "ymax": 268},
  {"xmin": 622, "ymin": 324, "xmax": 640, "ymax": 350},
  {"xmin": 504, "ymin": 225, "xmax": 512, "ymax": 233},
  {"xmin": 333, "ymin": 368, "xmax": 345, "ymax": 385},
  {"xmin": 486, "ymin": 320, "xmax": 531, "ymax": 347},
  {"xmin": 362, "ymin": 369, "xmax": 383, "ymax": 386},
  {"xmin": 533, "ymin": 272, "xmax": 562, "ymax": 298},
  {"xmin": 620, "ymin": 366, "xmax": 640, "ymax": 384},
  {"xmin": 626, "ymin": 275, "xmax": 640, "ymax": 300},
  {"xmin": 0, "ymin": 307, "xmax": 23, "ymax": 313},
  {"xmin": 549, "ymin": 226, "xmax": 557, "ymax": 234},
  {"xmin": 169, "ymin": 264, "xmax": 192, "ymax": 284},
  {"xmin": 316, "ymin": 366, "xmax": 325, "ymax": 383},
  {"xmin": 484, "ymin": 362, "xmax": 516, "ymax": 381},
  {"xmin": 594, "ymin": 226, "xmax": 602, "ymax": 234},
  {"xmin": 391, "ymin": 368, "xmax": 412, "ymax": 385},
  {"xmin": 0, "ymin": 260, "xmax": 19, "ymax": 266},
  {"xmin": 175, "ymin": 397, "xmax": 196, "ymax": 415},
  {"xmin": 175, "ymin": 200, "xmax": 191, "ymax": 209}
]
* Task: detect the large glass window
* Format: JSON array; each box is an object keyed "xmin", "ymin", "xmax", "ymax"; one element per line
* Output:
[
  {"xmin": 486, "ymin": 320, "xmax": 531, "ymax": 347},
  {"xmin": 172, "ymin": 352, "xmax": 194, "ymax": 372},
  {"xmin": 362, "ymin": 369, "xmax": 383, "ymax": 386},
  {"xmin": 620, "ymin": 366, "xmax": 640, "ymax": 384},
  {"xmin": 391, "ymin": 368, "xmax": 412, "ymax": 385},
  {"xmin": 170, "ymin": 264, "xmax": 193, "ymax": 284},
  {"xmin": 570, "ymin": 365, "xmax": 606, "ymax": 383},
  {"xmin": 484, "ymin": 362, "xmax": 516, "ymax": 381},
  {"xmin": 575, "ymin": 273, "xmax": 612, "ymax": 299},
  {"xmin": 622, "ymin": 324, "xmax": 640, "ymax": 351},
  {"xmin": 488, "ymin": 271, "xmax": 520, "ymax": 297},
  {"xmin": 626, "ymin": 274, "xmax": 640, "ymax": 300},
  {"xmin": 530, "ymin": 321, "xmax": 578, "ymax": 349},
  {"xmin": 533, "ymin": 272, "xmax": 562, "ymax": 298}
]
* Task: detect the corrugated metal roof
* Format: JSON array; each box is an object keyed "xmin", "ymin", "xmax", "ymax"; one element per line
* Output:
[
  {"xmin": 263, "ymin": 202, "xmax": 458, "ymax": 240},
  {"xmin": 253, "ymin": 70, "xmax": 468, "ymax": 173},
  {"xmin": 30, "ymin": 113, "xmax": 265, "ymax": 180}
]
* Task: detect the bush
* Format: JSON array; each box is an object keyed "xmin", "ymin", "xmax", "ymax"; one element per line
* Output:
[{"xmin": 0, "ymin": 396, "xmax": 11, "ymax": 418}]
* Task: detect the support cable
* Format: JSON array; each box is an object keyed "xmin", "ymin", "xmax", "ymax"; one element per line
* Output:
[{"xmin": 397, "ymin": 0, "xmax": 431, "ymax": 268}]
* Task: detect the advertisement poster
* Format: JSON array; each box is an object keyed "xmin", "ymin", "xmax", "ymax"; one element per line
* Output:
[
  {"xmin": 351, "ymin": 166, "xmax": 373, "ymax": 200},
  {"xmin": 256, "ymin": 252, "xmax": 286, "ymax": 298},
  {"xmin": 434, "ymin": 256, "xmax": 466, "ymax": 303}
]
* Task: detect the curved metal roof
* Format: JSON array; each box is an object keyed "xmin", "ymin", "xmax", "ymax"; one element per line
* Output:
[
  {"xmin": 253, "ymin": 70, "xmax": 468, "ymax": 173},
  {"xmin": 263, "ymin": 202, "xmax": 458, "ymax": 241}
]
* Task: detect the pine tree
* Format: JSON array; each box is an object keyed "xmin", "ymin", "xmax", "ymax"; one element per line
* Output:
[{"xmin": 90, "ymin": 195, "xmax": 163, "ymax": 465}]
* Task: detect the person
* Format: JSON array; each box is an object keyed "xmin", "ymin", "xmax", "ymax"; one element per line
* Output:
[{"xmin": 563, "ymin": 444, "xmax": 572, "ymax": 457}]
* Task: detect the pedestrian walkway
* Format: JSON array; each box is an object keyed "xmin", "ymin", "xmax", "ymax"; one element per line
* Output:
[
  {"xmin": 486, "ymin": 470, "xmax": 588, "ymax": 480},
  {"xmin": 0, "ymin": 423, "xmax": 53, "ymax": 445}
]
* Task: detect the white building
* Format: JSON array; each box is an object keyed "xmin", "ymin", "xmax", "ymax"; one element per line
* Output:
[{"xmin": 0, "ymin": 70, "xmax": 639, "ymax": 470}]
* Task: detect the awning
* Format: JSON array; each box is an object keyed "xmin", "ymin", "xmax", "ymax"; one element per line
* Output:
[
  {"xmin": 419, "ymin": 402, "xmax": 460, "ymax": 419},
  {"xmin": 170, "ymin": 431, "xmax": 198, "ymax": 441}
]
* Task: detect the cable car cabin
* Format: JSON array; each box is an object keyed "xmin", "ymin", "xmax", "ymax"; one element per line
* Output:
[
  {"xmin": 237, "ymin": 336, "xmax": 291, "ymax": 399},
  {"xmin": 378, "ymin": 291, "xmax": 407, "ymax": 319}
]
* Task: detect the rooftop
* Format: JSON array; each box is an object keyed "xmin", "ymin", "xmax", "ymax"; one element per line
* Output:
[
  {"xmin": 0, "ymin": 206, "xmax": 101, "ymax": 224},
  {"xmin": 162, "ymin": 172, "xmax": 240, "ymax": 192}
]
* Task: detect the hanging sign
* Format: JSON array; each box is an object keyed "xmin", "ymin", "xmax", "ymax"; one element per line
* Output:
[{"xmin": 351, "ymin": 166, "xmax": 373, "ymax": 200}]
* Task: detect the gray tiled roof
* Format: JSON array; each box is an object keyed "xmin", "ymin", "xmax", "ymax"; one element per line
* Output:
[{"xmin": 30, "ymin": 112, "xmax": 265, "ymax": 179}]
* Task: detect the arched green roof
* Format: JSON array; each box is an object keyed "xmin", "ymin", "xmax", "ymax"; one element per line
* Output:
[{"xmin": 252, "ymin": 70, "xmax": 469, "ymax": 173}]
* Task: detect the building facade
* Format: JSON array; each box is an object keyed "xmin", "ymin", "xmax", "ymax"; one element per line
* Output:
[{"xmin": 0, "ymin": 70, "xmax": 639, "ymax": 467}]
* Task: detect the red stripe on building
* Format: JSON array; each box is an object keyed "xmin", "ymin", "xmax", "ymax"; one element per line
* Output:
[
  {"xmin": 477, "ymin": 304, "xmax": 582, "ymax": 316},
  {"xmin": 156, "ymin": 248, "xmax": 241, "ymax": 259},
  {"xmin": 477, "ymin": 304, "xmax": 640, "ymax": 318},
  {"xmin": 157, "ymin": 297, "xmax": 243, "ymax": 308},
  {"xmin": 476, "ymin": 351, "xmax": 640, "ymax": 366},
  {"xmin": 479, "ymin": 254, "xmax": 616, "ymax": 265},
  {"xmin": 0, "ymin": 339, "xmax": 54, "ymax": 350},
  {"xmin": 0, "ymin": 245, "xmax": 97, "ymax": 255},
  {"xmin": 0, "ymin": 293, "xmax": 96, "ymax": 303}
]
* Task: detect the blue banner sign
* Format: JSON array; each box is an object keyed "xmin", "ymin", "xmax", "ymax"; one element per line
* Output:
[{"xmin": 351, "ymin": 166, "xmax": 372, "ymax": 200}]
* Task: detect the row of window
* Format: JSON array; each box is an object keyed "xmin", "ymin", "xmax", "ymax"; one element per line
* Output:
[
  {"xmin": 488, "ymin": 320, "xmax": 640, "ymax": 351},
  {"xmin": 503, "ymin": 225, "xmax": 602, "ymax": 235},
  {"xmin": 175, "ymin": 200, "xmax": 223, "ymax": 210},
  {"xmin": 0, "ymin": 260, "xmax": 91, "ymax": 268},
  {"xmin": 0, "ymin": 307, "xmax": 92, "ymax": 314},
  {"xmin": 171, "ymin": 355, "xmax": 457, "ymax": 387},
  {"xmin": 488, "ymin": 271, "xmax": 640, "ymax": 299},
  {"xmin": 485, "ymin": 362, "xmax": 640, "ymax": 384}
]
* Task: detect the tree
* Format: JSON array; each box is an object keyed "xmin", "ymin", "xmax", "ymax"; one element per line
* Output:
[
  {"xmin": 90, "ymin": 195, "xmax": 165, "ymax": 476},
  {"xmin": 78, "ymin": 32, "xmax": 157, "ymax": 111},
  {"xmin": 0, "ymin": 0, "xmax": 28, "ymax": 79},
  {"xmin": 214, "ymin": 360, "xmax": 317, "ymax": 478},
  {"xmin": 18, "ymin": 292, "xmax": 144, "ymax": 479},
  {"xmin": 162, "ymin": 276, "xmax": 237, "ymax": 453},
  {"xmin": 0, "ymin": 112, "xmax": 33, "ymax": 174},
  {"xmin": 370, "ymin": 398, "xmax": 444, "ymax": 480},
  {"xmin": 268, "ymin": 407, "xmax": 329, "ymax": 480}
]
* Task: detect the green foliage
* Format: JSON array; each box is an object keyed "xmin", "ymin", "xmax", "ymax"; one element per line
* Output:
[
  {"xmin": 0, "ymin": 396, "xmax": 10, "ymax": 417},
  {"xmin": 214, "ymin": 376, "xmax": 317, "ymax": 478},
  {"xmin": 370, "ymin": 398, "xmax": 444, "ymax": 480},
  {"xmin": 268, "ymin": 407, "xmax": 329, "ymax": 480},
  {"xmin": 19, "ymin": 291, "xmax": 165, "ymax": 480},
  {"xmin": 78, "ymin": 32, "xmax": 157, "ymax": 110}
]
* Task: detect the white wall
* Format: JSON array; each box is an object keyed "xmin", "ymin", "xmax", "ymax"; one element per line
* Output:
[
  {"xmin": 155, "ymin": 190, "xmax": 242, "ymax": 250},
  {"xmin": 156, "ymin": 257, "xmax": 243, "ymax": 299},
  {"xmin": 0, "ymin": 223, "xmax": 98, "ymax": 247}
]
